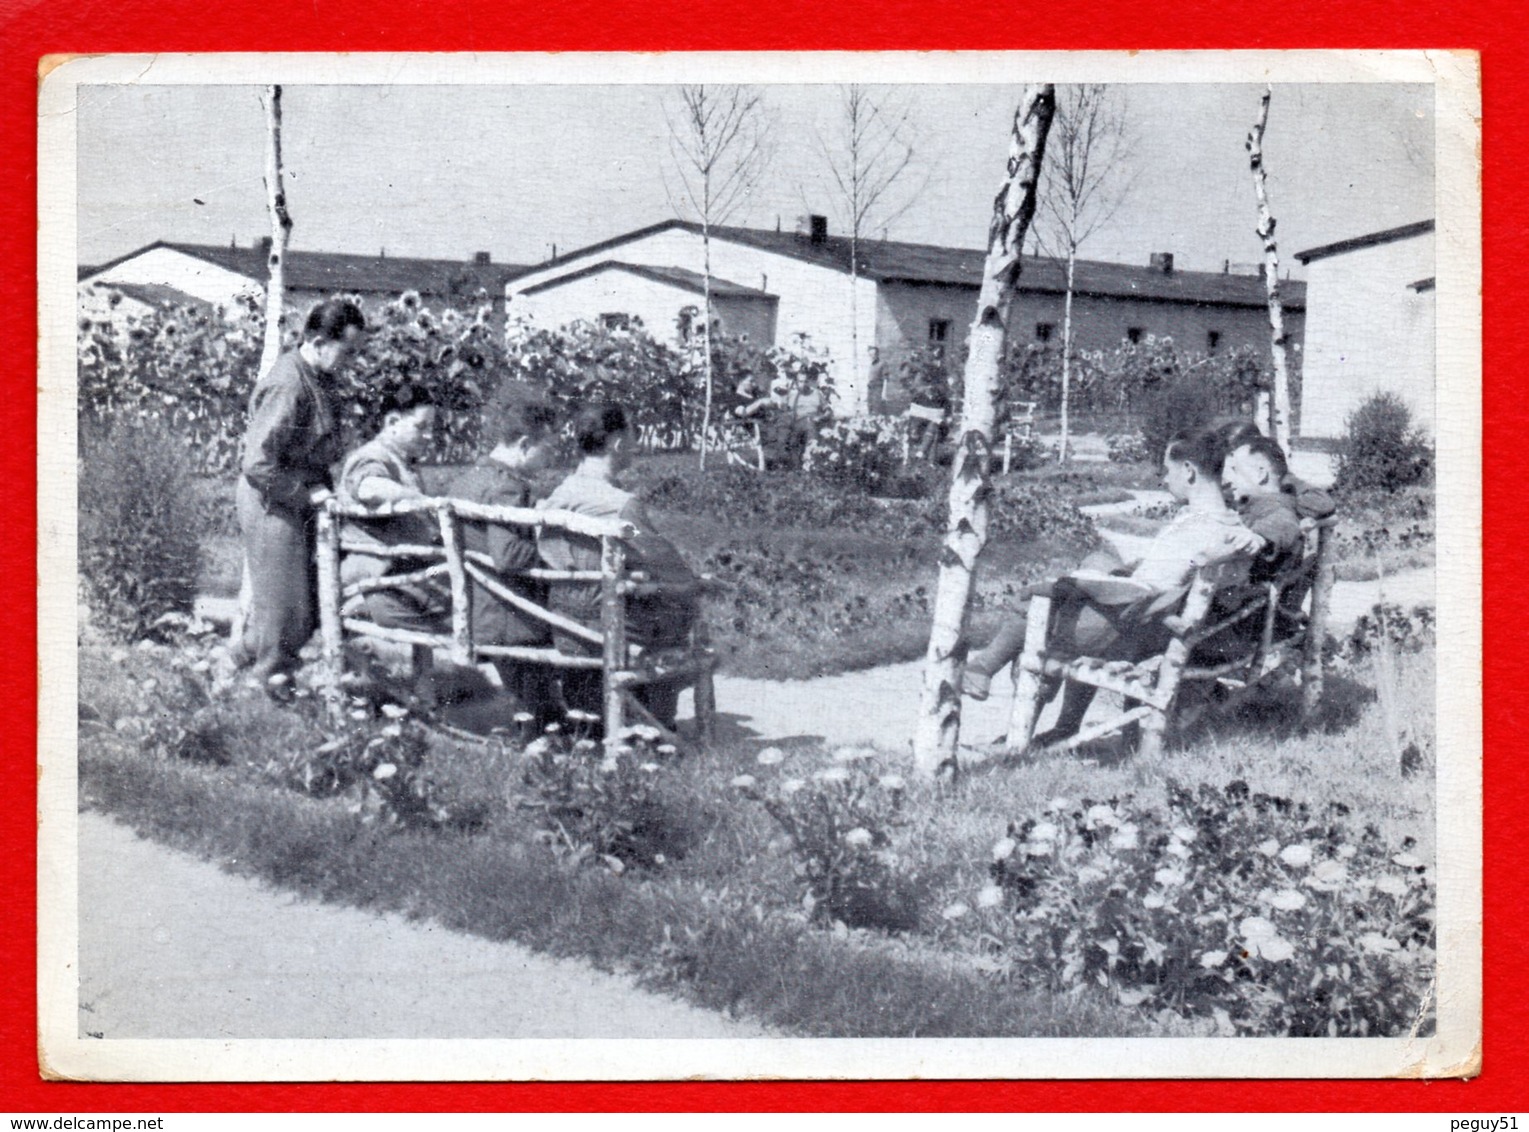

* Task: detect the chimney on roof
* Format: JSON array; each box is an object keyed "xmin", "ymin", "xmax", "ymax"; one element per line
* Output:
[
  {"xmin": 796, "ymin": 214, "xmax": 829, "ymax": 245},
  {"xmin": 474, "ymin": 251, "xmax": 491, "ymax": 265},
  {"xmin": 1149, "ymin": 252, "xmax": 1174, "ymax": 274}
]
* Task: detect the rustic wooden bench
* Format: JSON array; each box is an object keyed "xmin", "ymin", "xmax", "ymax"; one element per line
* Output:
[
  {"xmin": 1003, "ymin": 518, "xmax": 1336, "ymax": 759},
  {"xmin": 312, "ymin": 493, "xmax": 717, "ymax": 747}
]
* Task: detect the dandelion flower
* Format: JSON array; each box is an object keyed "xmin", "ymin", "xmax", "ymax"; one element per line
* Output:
[
  {"xmin": 1375, "ymin": 875, "xmax": 1408, "ymax": 897},
  {"xmin": 1359, "ymin": 932, "xmax": 1401, "ymax": 955},
  {"xmin": 1337, "ymin": 844, "xmax": 1358, "ymax": 860},
  {"xmin": 1269, "ymin": 889, "xmax": 1308, "ymax": 912},
  {"xmin": 730, "ymin": 774, "xmax": 757, "ymax": 791},
  {"xmin": 1239, "ymin": 916, "xmax": 1278, "ymax": 944},
  {"xmin": 1279, "ymin": 843, "xmax": 1313, "ymax": 868},
  {"xmin": 1153, "ymin": 868, "xmax": 1186, "ymax": 888},
  {"xmin": 1029, "ymin": 821, "xmax": 1060, "ymax": 844},
  {"xmin": 657, "ymin": 743, "xmax": 678, "ymax": 756},
  {"xmin": 1257, "ymin": 838, "xmax": 1281, "ymax": 857},
  {"xmin": 976, "ymin": 885, "xmax": 1005, "ymax": 909},
  {"xmin": 372, "ymin": 763, "xmax": 398, "ymax": 780},
  {"xmin": 1143, "ymin": 893, "xmax": 1166, "ymax": 910},
  {"xmin": 1200, "ymin": 950, "xmax": 1228, "ymax": 969},
  {"xmin": 512, "ymin": 711, "xmax": 534, "ymax": 724},
  {"xmin": 1109, "ymin": 825, "xmax": 1140, "ymax": 851},
  {"xmin": 543, "ymin": 722, "xmax": 563, "ymax": 734},
  {"xmin": 1392, "ymin": 852, "xmax": 1425, "ymax": 870},
  {"xmin": 780, "ymin": 778, "xmax": 806, "ymax": 796},
  {"xmin": 756, "ymin": 747, "xmax": 786, "ymax": 766},
  {"xmin": 942, "ymin": 903, "xmax": 970, "ymax": 921},
  {"xmin": 844, "ymin": 827, "xmax": 874, "ymax": 849},
  {"xmin": 640, "ymin": 762, "xmax": 660, "ymax": 774},
  {"xmin": 815, "ymin": 766, "xmax": 851, "ymax": 784},
  {"xmin": 1173, "ymin": 825, "xmax": 1198, "ymax": 843},
  {"xmin": 1259, "ymin": 936, "xmax": 1296, "ymax": 962},
  {"xmin": 597, "ymin": 757, "xmax": 619, "ymax": 774},
  {"xmin": 991, "ymin": 837, "xmax": 1017, "ymax": 861},
  {"xmin": 832, "ymin": 746, "xmax": 877, "ymax": 763},
  {"xmin": 1306, "ymin": 859, "xmax": 1349, "ymax": 890},
  {"xmin": 1086, "ymin": 803, "xmax": 1118, "ymax": 828},
  {"xmin": 380, "ymin": 703, "xmax": 408, "ymax": 720},
  {"xmin": 1046, "ymin": 797, "xmax": 1072, "ymax": 814},
  {"xmin": 349, "ymin": 709, "xmax": 370, "ymax": 721},
  {"xmin": 1025, "ymin": 842, "xmax": 1054, "ymax": 858}
]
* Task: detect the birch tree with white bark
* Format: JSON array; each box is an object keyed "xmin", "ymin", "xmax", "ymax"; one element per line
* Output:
[
  {"xmin": 813, "ymin": 85, "xmax": 920, "ymax": 412},
  {"xmin": 1032, "ymin": 84, "xmax": 1136, "ymax": 464},
  {"xmin": 913, "ymin": 84, "xmax": 1056, "ymax": 778},
  {"xmin": 258, "ymin": 84, "xmax": 293, "ymax": 378},
  {"xmin": 1246, "ymin": 85, "xmax": 1293, "ymax": 451},
  {"xmin": 663, "ymin": 85, "xmax": 772, "ymax": 466}
]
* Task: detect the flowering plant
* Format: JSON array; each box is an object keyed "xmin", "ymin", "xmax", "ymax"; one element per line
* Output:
[
  {"xmin": 951, "ymin": 781, "xmax": 1434, "ymax": 1036},
  {"xmin": 805, "ymin": 415, "xmax": 908, "ymax": 494},
  {"xmin": 733, "ymin": 746, "xmax": 917, "ymax": 930},
  {"xmin": 513, "ymin": 718, "xmax": 679, "ymax": 873}
]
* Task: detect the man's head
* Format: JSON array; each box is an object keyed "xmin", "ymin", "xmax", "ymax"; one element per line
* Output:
[
  {"xmin": 572, "ymin": 403, "xmax": 635, "ymax": 471},
  {"xmin": 301, "ymin": 299, "xmax": 367, "ymax": 374},
  {"xmin": 376, "ymin": 384, "xmax": 437, "ymax": 461},
  {"xmin": 1161, "ymin": 429, "xmax": 1228, "ymax": 503},
  {"xmin": 1222, "ymin": 435, "xmax": 1290, "ymax": 504},
  {"xmin": 488, "ymin": 390, "xmax": 559, "ymax": 473}
]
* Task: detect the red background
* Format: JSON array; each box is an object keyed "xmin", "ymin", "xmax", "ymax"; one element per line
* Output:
[{"xmin": 2, "ymin": 0, "xmax": 1516, "ymax": 1112}]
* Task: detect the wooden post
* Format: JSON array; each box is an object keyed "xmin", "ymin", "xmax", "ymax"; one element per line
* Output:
[
  {"xmin": 1005, "ymin": 593, "xmax": 1052, "ymax": 752},
  {"xmin": 313, "ymin": 501, "xmax": 344, "ymax": 717},
  {"xmin": 1301, "ymin": 524, "xmax": 1334, "ymax": 722},
  {"xmin": 600, "ymin": 535, "xmax": 628, "ymax": 749},
  {"xmin": 691, "ymin": 620, "xmax": 717, "ymax": 744},
  {"xmin": 1246, "ymin": 85, "xmax": 1293, "ymax": 451},
  {"xmin": 1140, "ymin": 572, "xmax": 1217, "ymax": 759},
  {"xmin": 913, "ymin": 85, "xmax": 1055, "ymax": 777},
  {"xmin": 438, "ymin": 504, "xmax": 473, "ymax": 666}
]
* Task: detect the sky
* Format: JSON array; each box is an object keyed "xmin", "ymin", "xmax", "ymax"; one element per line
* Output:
[{"xmin": 76, "ymin": 81, "xmax": 1434, "ymax": 279}]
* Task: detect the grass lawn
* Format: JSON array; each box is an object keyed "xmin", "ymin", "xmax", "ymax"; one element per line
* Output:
[{"xmin": 78, "ymin": 600, "xmax": 1436, "ymax": 1038}]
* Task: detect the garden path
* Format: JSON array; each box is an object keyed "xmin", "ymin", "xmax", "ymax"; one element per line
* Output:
[
  {"xmin": 707, "ymin": 564, "xmax": 1434, "ymax": 754},
  {"xmin": 75, "ymin": 811, "xmax": 771, "ymax": 1040}
]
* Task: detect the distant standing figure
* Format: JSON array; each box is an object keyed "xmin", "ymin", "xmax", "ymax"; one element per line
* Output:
[
  {"xmin": 233, "ymin": 299, "xmax": 366, "ymax": 682},
  {"xmin": 865, "ymin": 346, "xmax": 889, "ymax": 417},
  {"xmin": 905, "ymin": 369, "xmax": 950, "ymax": 462}
]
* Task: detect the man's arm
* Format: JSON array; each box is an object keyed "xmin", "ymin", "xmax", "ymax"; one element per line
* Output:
[{"xmin": 242, "ymin": 378, "xmax": 314, "ymax": 511}]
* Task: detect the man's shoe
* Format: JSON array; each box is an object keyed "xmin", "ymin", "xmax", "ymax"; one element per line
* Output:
[{"xmin": 961, "ymin": 669, "xmax": 992, "ymax": 701}]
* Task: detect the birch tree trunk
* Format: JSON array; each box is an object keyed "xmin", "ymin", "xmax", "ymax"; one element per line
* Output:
[
  {"xmin": 1246, "ymin": 85, "xmax": 1293, "ymax": 450},
  {"xmin": 698, "ymin": 224, "xmax": 714, "ymax": 469},
  {"xmin": 235, "ymin": 84, "xmax": 295, "ymax": 656},
  {"xmin": 1059, "ymin": 248, "xmax": 1077, "ymax": 463},
  {"xmin": 912, "ymin": 84, "xmax": 1055, "ymax": 778},
  {"xmin": 258, "ymin": 84, "xmax": 294, "ymax": 378}
]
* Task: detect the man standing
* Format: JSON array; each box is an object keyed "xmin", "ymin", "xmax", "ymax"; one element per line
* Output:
[{"xmin": 233, "ymin": 299, "xmax": 366, "ymax": 683}]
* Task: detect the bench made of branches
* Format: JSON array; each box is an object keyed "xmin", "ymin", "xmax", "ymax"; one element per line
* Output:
[
  {"xmin": 1003, "ymin": 519, "xmax": 1335, "ymax": 759},
  {"xmin": 313, "ymin": 494, "xmax": 717, "ymax": 747}
]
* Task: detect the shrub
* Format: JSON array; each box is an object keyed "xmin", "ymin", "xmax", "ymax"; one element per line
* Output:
[
  {"xmin": 949, "ymin": 784, "xmax": 1434, "ymax": 1036},
  {"xmin": 78, "ymin": 416, "xmax": 205, "ymax": 642},
  {"xmin": 1334, "ymin": 391, "xmax": 1434, "ymax": 492},
  {"xmin": 804, "ymin": 415, "xmax": 907, "ymax": 494},
  {"xmin": 512, "ymin": 719, "xmax": 684, "ymax": 872},
  {"xmin": 1106, "ymin": 431, "xmax": 1151, "ymax": 465},
  {"xmin": 980, "ymin": 482, "xmax": 1101, "ymax": 548},
  {"xmin": 733, "ymin": 745, "xmax": 919, "ymax": 931}
]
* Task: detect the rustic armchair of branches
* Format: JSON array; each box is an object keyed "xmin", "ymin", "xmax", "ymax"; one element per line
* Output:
[
  {"xmin": 1002, "ymin": 518, "xmax": 1336, "ymax": 759},
  {"xmin": 313, "ymin": 493, "xmax": 717, "ymax": 746}
]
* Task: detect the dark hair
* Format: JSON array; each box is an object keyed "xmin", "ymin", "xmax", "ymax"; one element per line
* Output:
[
  {"xmin": 379, "ymin": 383, "xmax": 436, "ymax": 418},
  {"xmin": 303, "ymin": 299, "xmax": 367, "ymax": 342},
  {"xmin": 572, "ymin": 403, "xmax": 630, "ymax": 454},
  {"xmin": 1212, "ymin": 417, "xmax": 1264, "ymax": 452},
  {"xmin": 490, "ymin": 392, "xmax": 559, "ymax": 446},
  {"xmin": 1231, "ymin": 434, "xmax": 1291, "ymax": 480},
  {"xmin": 1165, "ymin": 428, "xmax": 1227, "ymax": 477}
]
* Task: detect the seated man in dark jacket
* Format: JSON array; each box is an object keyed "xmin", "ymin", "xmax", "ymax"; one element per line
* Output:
[
  {"xmin": 448, "ymin": 392, "xmax": 561, "ymax": 720},
  {"xmin": 538, "ymin": 402, "xmax": 702, "ymax": 728}
]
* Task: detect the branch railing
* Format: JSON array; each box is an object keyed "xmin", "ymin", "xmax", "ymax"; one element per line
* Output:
[{"xmin": 313, "ymin": 493, "xmax": 717, "ymax": 747}]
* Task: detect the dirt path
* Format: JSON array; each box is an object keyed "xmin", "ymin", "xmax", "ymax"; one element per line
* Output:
[
  {"xmin": 709, "ymin": 565, "xmax": 1434, "ymax": 752},
  {"xmin": 76, "ymin": 812, "xmax": 770, "ymax": 1040}
]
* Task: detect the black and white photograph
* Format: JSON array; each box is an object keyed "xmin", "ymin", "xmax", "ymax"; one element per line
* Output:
[{"xmin": 37, "ymin": 51, "xmax": 1480, "ymax": 1080}]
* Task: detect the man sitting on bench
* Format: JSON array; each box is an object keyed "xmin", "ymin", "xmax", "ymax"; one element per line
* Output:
[
  {"xmin": 961, "ymin": 428, "xmax": 1258, "ymax": 745},
  {"xmin": 537, "ymin": 402, "xmax": 702, "ymax": 730}
]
